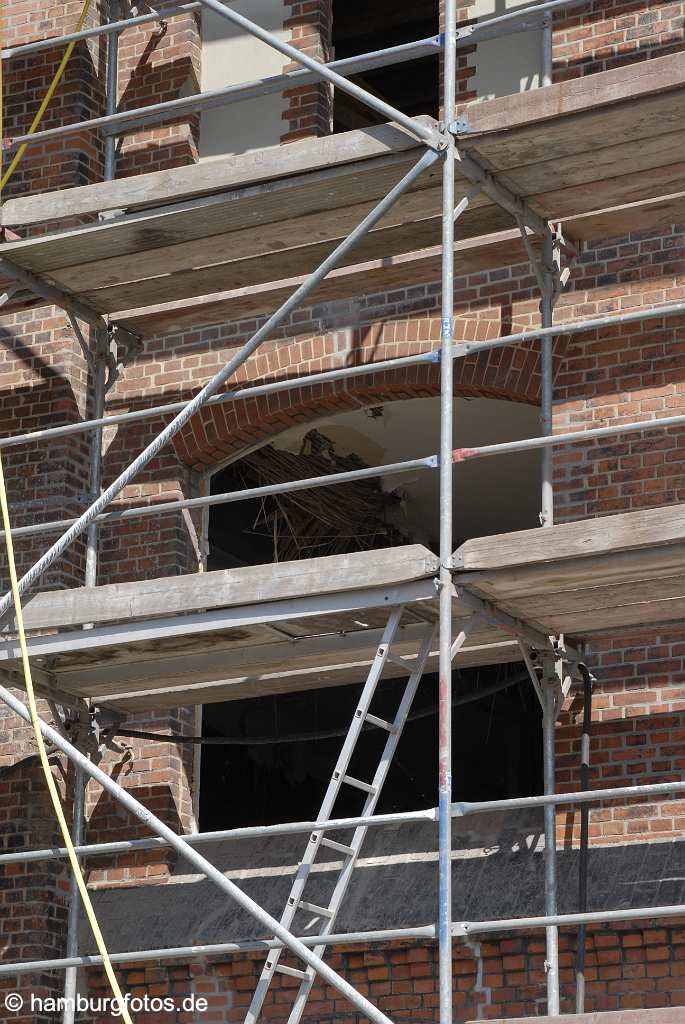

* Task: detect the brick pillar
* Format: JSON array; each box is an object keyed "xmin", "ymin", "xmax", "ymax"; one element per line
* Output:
[
  {"xmin": 282, "ymin": 0, "xmax": 333, "ymax": 142},
  {"xmin": 116, "ymin": 8, "xmax": 202, "ymax": 175},
  {"xmin": 0, "ymin": 755, "xmax": 71, "ymax": 1020}
]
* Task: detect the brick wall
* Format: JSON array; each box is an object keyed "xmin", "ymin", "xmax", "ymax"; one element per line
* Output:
[
  {"xmin": 1, "ymin": 0, "xmax": 685, "ymax": 1021},
  {"xmin": 83, "ymin": 924, "xmax": 685, "ymax": 1021}
]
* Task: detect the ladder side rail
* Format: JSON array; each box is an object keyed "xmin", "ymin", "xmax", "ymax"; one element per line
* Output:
[
  {"xmin": 244, "ymin": 605, "xmax": 405, "ymax": 1024},
  {"xmin": 286, "ymin": 622, "xmax": 438, "ymax": 1024}
]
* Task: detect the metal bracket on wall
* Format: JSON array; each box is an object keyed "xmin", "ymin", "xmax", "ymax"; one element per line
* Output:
[{"xmin": 105, "ymin": 325, "xmax": 144, "ymax": 391}]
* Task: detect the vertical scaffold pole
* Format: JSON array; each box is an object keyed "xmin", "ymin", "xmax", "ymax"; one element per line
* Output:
[
  {"xmin": 540, "ymin": 225, "xmax": 560, "ymax": 1014},
  {"xmin": 63, "ymin": 333, "xmax": 106, "ymax": 1024},
  {"xmin": 542, "ymin": 672, "xmax": 560, "ymax": 1015},
  {"xmin": 85, "ymin": 335, "xmax": 107, "ymax": 591},
  {"xmin": 103, "ymin": 1, "xmax": 120, "ymax": 183},
  {"xmin": 541, "ymin": 11, "xmax": 553, "ymax": 88},
  {"xmin": 63, "ymin": 4, "xmax": 117, "ymax": 989},
  {"xmin": 540, "ymin": 230, "xmax": 554, "ymax": 528},
  {"xmin": 439, "ymin": 2, "xmax": 457, "ymax": 1022}
]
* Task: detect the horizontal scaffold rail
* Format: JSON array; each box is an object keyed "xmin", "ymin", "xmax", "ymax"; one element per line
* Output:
[
  {"xmin": 6, "ymin": 896, "xmax": 685, "ymax": 978},
  {"xmin": 1, "ymin": 0, "xmax": 589, "ymax": 62},
  {"xmin": 5, "ymin": 409, "xmax": 685, "ymax": 543},
  {"xmin": 2, "ymin": 778, "xmax": 682, "ymax": 867},
  {"xmin": 5, "ymin": 894, "xmax": 685, "ymax": 980},
  {"xmin": 2, "ymin": 299, "xmax": 683, "ymax": 453},
  {"xmin": 3, "ymin": 38, "xmax": 443, "ymax": 149}
]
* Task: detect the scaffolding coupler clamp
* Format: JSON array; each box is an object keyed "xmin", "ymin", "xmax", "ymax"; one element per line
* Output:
[
  {"xmin": 448, "ymin": 116, "xmax": 470, "ymax": 137},
  {"xmin": 436, "ymin": 121, "xmax": 456, "ymax": 152}
]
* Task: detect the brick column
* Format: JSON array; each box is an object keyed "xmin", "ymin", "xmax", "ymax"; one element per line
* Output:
[
  {"xmin": 116, "ymin": 8, "xmax": 202, "ymax": 175},
  {"xmin": 281, "ymin": 0, "xmax": 333, "ymax": 142}
]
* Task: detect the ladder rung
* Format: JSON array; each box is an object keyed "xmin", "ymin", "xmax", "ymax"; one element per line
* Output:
[
  {"xmin": 274, "ymin": 964, "xmax": 307, "ymax": 980},
  {"xmin": 320, "ymin": 837, "xmax": 356, "ymax": 857},
  {"xmin": 299, "ymin": 901, "xmax": 334, "ymax": 918},
  {"xmin": 343, "ymin": 775, "xmax": 377, "ymax": 794},
  {"xmin": 385, "ymin": 652, "xmax": 413, "ymax": 673},
  {"xmin": 365, "ymin": 712, "xmax": 396, "ymax": 733}
]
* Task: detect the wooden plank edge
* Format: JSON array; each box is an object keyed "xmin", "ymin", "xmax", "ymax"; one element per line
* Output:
[
  {"xmin": 452, "ymin": 505, "xmax": 685, "ymax": 571},
  {"xmin": 114, "ymin": 228, "xmax": 533, "ymax": 336},
  {"xmin": 1, "ymin": 117, "xmax": 436, "ymax": 228}
]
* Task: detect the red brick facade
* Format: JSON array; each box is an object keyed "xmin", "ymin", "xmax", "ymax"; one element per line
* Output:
[
  {"xmin": 1, "ymin": 0, "xmax": 685, "ymax": 1021},
  {"xmin": 83, "ymin": 925, "xmax": 685, "ymax": 1022}
]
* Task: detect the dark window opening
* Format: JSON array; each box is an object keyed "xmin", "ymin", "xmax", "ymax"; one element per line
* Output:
[
  {"xmin": 331, "ymin": 0, "xmax": 440, "ymax": 133},
  {"xmin": 201, "ymin": 428, "xmax": 543, "ymax": 832},
  {"xmin": 200, "ymin": 664, "xmax": 542, "ymax": 831}
]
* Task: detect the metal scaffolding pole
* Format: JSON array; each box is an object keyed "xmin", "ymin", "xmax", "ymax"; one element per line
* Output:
[
  {"xmin": 451, "ymin": 299, "xmax": 685, "ymax": 359},
  {"xmin": 62, "ymin": 748, "xmax": 87, "ymax": 1024},
  {"xmin": 0, "ymin": 148, "xmax": 438, "ymax": 621},
  {"xmin": 84, "ymin": 336, "xmax": 107, "ymax": 591},
  {"xmin": 542, "ymin": 672, "xmax": 560, "ymax": 1015},
  {"xmin": 0, "ymin": 454, "xmax": 438, "ymax": 542},
  {"xmin": 9, "ymin": 399, "xmax": 685, "ymax": 549},
  {"xmin": 458, "ymin": 902, "xmax": 685, "ymax": 937},
  {"xmin": 103, "ymin": 1, "xmax": 120, "ymax": 183},
  {"xmin": 0, "ymin": 926, "xmax": 439, "ymax": 977},
  {"xmin": 539, "ymin": 231, "xmax": 556, "ymax": 529},
  {"xmin": 62, "ymin": 331, "xmax": 107, "ymax": 1024},
  {"xmin": 539, "ymin": 229, "xmax": 561, "ymax": 1020},
  {"xmin": 63, "ymin": 27, "xmax": 116, "ymax": 973},
  {"xmin": 1, "ymin": 3, "xmax": 202, "ymax": 59},
  {"xmin": 439, "ymin": 3, "xmax": 458, "ymax": 1022},
  {"xmin": 1, "ymin": 296, "xmax": 684, "ymax": 458},
  {"xmin": 9, "ymin": 893, "xmax": 685, "ymax": 978},
  {"xmin": 0, "ymin": 351, "xmax": 439, "ymax": 452},
  {"xmin": 457, "ymin": 0, "xmax": 587, "ymax": 46},
  {"xmin": 7, "ymin": 774, "xmax": 685, "ymax": 868},
  {"xmin": 541, "ymin": 12, "xmax": 553, "ymax": 87},
  {"xmin": 5, "ymin": 39, "xmax": 443, "ymax": 151},
  {"xmin": 0, "ymin": 683, "xmax": 394, "ymax": 1024},
  {"xmin": 196, "ymin": 0, "xmax": 437, "ymax": 146}
]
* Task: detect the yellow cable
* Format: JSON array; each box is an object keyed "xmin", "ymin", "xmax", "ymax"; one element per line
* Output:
[
  {"xmin": 1, "ymin": 0, "xmax": 92, "ymax": 191},
  {"xmin": 0, "ymin": 468, "xmax": 134, "ymax": 1020}
]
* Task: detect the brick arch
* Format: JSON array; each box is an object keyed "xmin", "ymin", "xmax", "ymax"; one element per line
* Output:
[{"xmin": 170, "ymin": 313, "xmax": 548, "ymax": 471}]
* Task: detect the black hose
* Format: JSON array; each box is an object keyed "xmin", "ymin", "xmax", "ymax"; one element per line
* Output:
[{"xmin": 116, "ymin": 669, "xmax": 532, "ymax": 746}]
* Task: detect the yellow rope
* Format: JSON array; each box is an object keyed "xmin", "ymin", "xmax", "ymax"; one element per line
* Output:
[
  {"xmin": 1, "ymin": 0, "xmax": 93, "ymax": 191},
  {"xmin": 0, "ymin": 457, "xmax": 134, "ymax": 1022},
  {"xmin": 0, "ymin": 9, "xmax": 133, "ymax": 1019}
]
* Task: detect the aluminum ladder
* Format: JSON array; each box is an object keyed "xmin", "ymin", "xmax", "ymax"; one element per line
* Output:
[{"xmin": 244, "ymin": 605, "xmax": 436, "ymax": 1024}]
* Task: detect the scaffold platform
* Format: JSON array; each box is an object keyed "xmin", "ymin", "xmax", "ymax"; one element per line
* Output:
[
  {"xmin": 2, "ymin": 505, "xmax": 683, "ymax": 715},
  {"xmin": 1, "ymin": 52, "xmax": 685, "ymax": 337}
]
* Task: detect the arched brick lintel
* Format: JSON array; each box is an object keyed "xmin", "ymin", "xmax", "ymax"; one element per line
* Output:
[{"xmin": 170, "ymin": 317, "xmax": 549, "ymax": 471}]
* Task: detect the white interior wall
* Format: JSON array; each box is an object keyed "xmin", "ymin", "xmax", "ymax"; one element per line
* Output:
[
  {"xmin": 269, "ymin": 396, "xmax": 541, "ymax": 545},
  {"xmin": 200, "ymin": 0, "xmax": 290, "ymax": 159},
  {"xmin": 470, "ymin": 0, "xmax": 543, "ymax": 101}
]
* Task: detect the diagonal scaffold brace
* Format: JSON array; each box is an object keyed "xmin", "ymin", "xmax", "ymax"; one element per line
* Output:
[
  {"xmin": 0, "ymin": 682, "xmax": 397, "ymax": 1024},
  {"xmin": 0, "ymin": 146, "xmax": 439, "ymax": 624}
]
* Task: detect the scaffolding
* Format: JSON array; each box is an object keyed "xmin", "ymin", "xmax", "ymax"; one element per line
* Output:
[{"xmin": 1, "ymin": 1, "xmax": 685, "ymax": 1022}]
